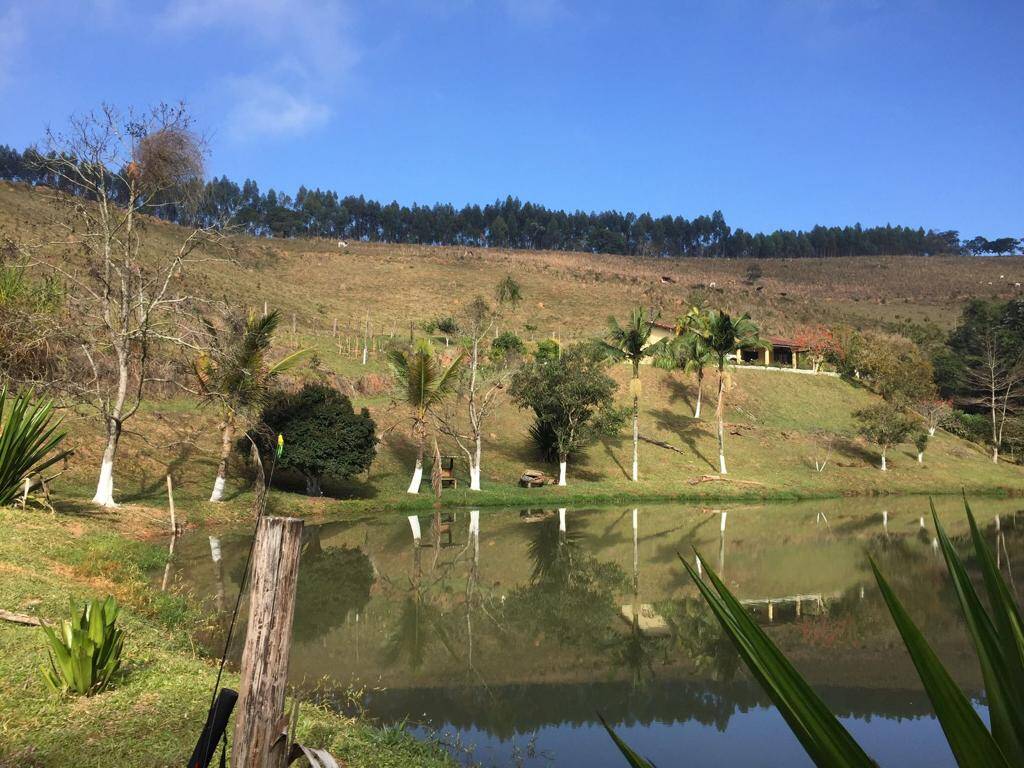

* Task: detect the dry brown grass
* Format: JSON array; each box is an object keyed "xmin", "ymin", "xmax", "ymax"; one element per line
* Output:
[{"xmin": 5, "ymin": 180, "xmax": 1022, "ymax": 346}]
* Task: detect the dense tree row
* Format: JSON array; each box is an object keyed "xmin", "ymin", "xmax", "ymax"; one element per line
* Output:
[{"xmin": 1, "ymin": 143, "xmax": 1017, "ymax": 259}]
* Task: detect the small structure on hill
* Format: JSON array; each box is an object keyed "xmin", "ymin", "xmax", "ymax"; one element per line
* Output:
[
  {"xmin": 649, "ymin": 322, "xmax": 811, "ymax": 371},
  {"xmin": 737, "ymin": 335, "xmax": 807, "ymax": 368}
]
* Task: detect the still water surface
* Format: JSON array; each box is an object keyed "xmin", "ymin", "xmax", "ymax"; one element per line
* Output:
[{"xmin": 166, "ymin": 496, "xmax": 1024, "ymax": 767}]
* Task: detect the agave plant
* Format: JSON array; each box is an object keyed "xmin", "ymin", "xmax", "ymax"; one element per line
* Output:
[
  {"xmin": 41, "ymin": 595, "xmax": 125, "ymax": 696},
  {"xmin": 0, "ymin": 386, "xmax": 66, "ymax": 506},
  {"xmin": 606, "ymin": 497, "xmax": 1024, "ymax": 767}
]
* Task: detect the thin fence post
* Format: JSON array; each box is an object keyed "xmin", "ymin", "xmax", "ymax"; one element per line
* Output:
[
  {"xmin": 232, "ymin": 517, "xmax": 304, "ymax": 768},
  {"xmin": 166, "ymin": 475, "xmax": 177, "ymax": 534}
]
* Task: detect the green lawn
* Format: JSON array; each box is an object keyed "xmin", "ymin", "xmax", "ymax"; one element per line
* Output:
[
  {"xmin": 0, "ymin": 507, "xmax": 454, "ymax": 768},
  {"xmin": 48, "ymin": 364, "xmax": 1024, "ymax": 528}
]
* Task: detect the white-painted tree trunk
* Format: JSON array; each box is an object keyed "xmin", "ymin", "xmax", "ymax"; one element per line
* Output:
[
  {"xmin": 917, "ymin": 451, "xmax": 924, "ymax": 464},
  {"xmin": 362, "ymin": 345, "xmax": 368, "ymax": 365},
  {"xmin": 928, "ymin": 426, "xmax": 936, "ymax": 436},
  {"xmin": 881, "ymin": 452, "xmax": 887, "ymax": 471},
  {"xmin": 92, "ymin": 424, "xmax": 120, "ymax": 507},
  {"xmin": 631, "ymin": 393, "xmax": 639, "ymax": 482},
  {"xmin": 469, "ymin": 438, "xmax": 482, "ymax": 491},
  {"xmin": 210, "ymin": 475, "xmax": 226, "ymax": 502},
  {"xmin": 558, "ymin": 458, "xmax": 567, "ymax": 486},
  {"xmin": 993, "ymin": 446, "xmax": 1000, "ymax": 464},
  {"xmin": 210, "ymin": 421, "xmax": 234, "ymax": 502},
  {"xmin": 694, "ymin": 381, "xmax": 702, "ymax": 419},
  {"xmin": 407, "ymin": 459, "xmax": 423, "ymax": 494},
  {"xmin": 716, "ymin": 368, "xmax": 727, "ymax": 475},
  {"xmin": 93, "ymin": 457, "xmax": 116, "ymax": 506}
]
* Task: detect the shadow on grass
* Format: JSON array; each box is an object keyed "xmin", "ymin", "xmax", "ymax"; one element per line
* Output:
[
  {"xmin": 664, "ymin": 375, "xmax": 695, "ymax": 412},
  {"xmin": 649, "ymin": 408, "xmax": 715, "ymax": 471}
]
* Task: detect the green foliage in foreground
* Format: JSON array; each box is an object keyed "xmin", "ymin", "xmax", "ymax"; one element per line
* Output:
[
  {"xmin": 41, "ymin": 595, "xmax": 125, "ymax": 697},
  {"xmin": 0, "ymin": 387, "xmax": 66, "ymax": 505},
  {"xmin": 605, "ymin": 497, "xmax": 1024, "ymax": 767}
]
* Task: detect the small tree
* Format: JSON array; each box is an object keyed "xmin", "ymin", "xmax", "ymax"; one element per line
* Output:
[
  {"xmin": 429, "ymin": 316, "xmax": 458, "ymax": 347},
  {"xmin": 535, "ymin": 339, "xmax": 560, "ymax": 363},
  {"xmin": 855, "ymin": 402, "xmax": 915, "ymax": 471},
  {"xmin": 792, "ymin": 326, "xmax": 839, "ymax": 373},
  {"xmin": 387, "ymin": 340, "xmax": 464, "ymax": 494},
  {"xmin": 491, "ymin": 331, "xmax": 525, "ymax": 364},
  {"xmin": 438, "ymin": 296, "xmax": 517, "ymax": 491},
  {"xmin": 851, "ymin": 331, "xmax": 936, "ymax": 405},
  {"xmin": 39, "ymin": 104, "xmax": 218, "ymax": 507},
  {"xmin": 700, "ymin": 310, "xmax": 763, "ymax": 474},
  {"xmin": 196, "ymin": 310, "xmax": 309, "ymax": 502},
  {"xmin": 495, "ymin": 274, "xmax": 522, "ymax": 311},
  {"xmin": 597, "ymin": 306, "xmax": 664, "ymax": 482},
  {"xmin": 509, "ymin": 343, "xmax": 623, "ymax": 486},
  {"xmin": 655, "ymin": 314, "xmax": 713, "ymax": 419},
  {"xmin": 914, "ymin": 397, "xmax": 953, "ymax": 437},
  {"xmin": 914, "ymin": 432, "xmax": 929, "ymax": 464},
  {"xmin": 256, "ymin": 384, "xmax": 376, "ymax": 496}
]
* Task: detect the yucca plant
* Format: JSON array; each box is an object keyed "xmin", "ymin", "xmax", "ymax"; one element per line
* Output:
[
  {"xmin": 605, "ymin": 497, "xmax": 1024, "ymax": 767},
  {"xmin": 0, "ymin": 386, "xmax": 66, "ymax": 506},
  {"xmin": 41, "ymin": 595, "xmax": 125, "ymax": 696}
]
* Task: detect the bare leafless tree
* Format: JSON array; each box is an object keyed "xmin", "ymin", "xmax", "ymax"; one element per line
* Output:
[
  {"xmin": 438, "ymin": 296, "xmax": 518, "ymax": 491},
  {"xmin": 37, "ymin": 103, "xmax": 221, "ymax": 506},
  {"xmin": 966, "ymin": 327, "xmax": 1024, "ymax": 464}
]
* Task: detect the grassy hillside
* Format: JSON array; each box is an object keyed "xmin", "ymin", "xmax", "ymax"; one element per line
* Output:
[
  {"xmin": 5, "ymin": 180, "xmax": 1024, "ymax": 344},
  {"xmin": 50, "ymin": 362, "xmax": 1024, "ymax": 520},
  {"xmin": 3, "ymin": 180, "xmax": 1022, "ymax": 514}
]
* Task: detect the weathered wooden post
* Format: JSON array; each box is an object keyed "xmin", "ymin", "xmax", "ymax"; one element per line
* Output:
[
  {"xmin": 232, "ymin": 516, "xmax": 304, "ymax": 768},
  {"xmin": 166, "ymin": 475, "xmax": 178, "ymax": 534}
]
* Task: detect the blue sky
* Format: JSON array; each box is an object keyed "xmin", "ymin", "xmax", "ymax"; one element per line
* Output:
[{"xmin": 1, "ymin": 0, "xmax": 1021, "ymax": 237}]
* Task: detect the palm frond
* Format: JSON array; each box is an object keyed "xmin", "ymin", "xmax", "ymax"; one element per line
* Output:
[{"xmin": 871, "ymin": 555, "xmax": 1011, "ymax": 767}]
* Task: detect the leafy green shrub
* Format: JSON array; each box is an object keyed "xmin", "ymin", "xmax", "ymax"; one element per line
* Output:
[
  {"xmin": 41, "ymin": 596, "xmax": 125, "ymax": 696},
  {"xmin": 253, "ymin": 384, "xmax": 376, "ymax": 496},
  {"xmin": 491, "ymin": 331, "xmax": 525, "ymax": 364},
  {"xmin": 0, "ymin": 387, "xmax": 66, "ymax": 506},
  {"xmin": 943, "ymin": 409, "xmax": 990, "ymax": 444},
  {"xmin": 534, "ymin": 338, "xmax": 560, "ymax": 363}
]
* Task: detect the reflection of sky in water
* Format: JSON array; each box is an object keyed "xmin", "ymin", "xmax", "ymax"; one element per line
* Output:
[
  {"xmin": 415, "ymin": 703, "xmax": 985, "ymax": 767},
  {"xmin": 168, "ymin": 497, "xmax": 1021, "ymax": 767}
]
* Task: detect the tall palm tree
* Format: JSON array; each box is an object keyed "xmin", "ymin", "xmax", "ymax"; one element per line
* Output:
[
  {"xmin": 197, "ymin": 310, "xmax": 309, "ymax": 502},
  {"xmin": 388, "ymin": 339, "xmax": 464, "ymax": 494},
  {"xmin": 599, "ymin": 307, "xmax": 664, "ymax": 482},
  {"xmin": 655, "ymin": 325, "xmax": 714, "ymax": 419},
  {"xmin": 700, "ymin": 310, "xmax": 762, "ymax": 475}
]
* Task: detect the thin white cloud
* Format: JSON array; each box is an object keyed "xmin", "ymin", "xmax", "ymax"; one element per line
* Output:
[
  {"xmin": 161, "ymin": 0, "xmax": 358, "ymax": 140},
  {"xmin": 224, "ymin": 76, "xmax": 331, "ymax": 139}
]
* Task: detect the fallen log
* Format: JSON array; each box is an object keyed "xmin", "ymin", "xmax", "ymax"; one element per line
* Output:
[
  {"xmin": 0, "ymin": 609, "xmax": 41, "ymax": 626},
  {"xmin": 638, "ymin": 434, "xmax": 688, "ymax": 456},
  {"xmin": 687, "ymin": 474, "xmax": 765, "ymax": 487}
]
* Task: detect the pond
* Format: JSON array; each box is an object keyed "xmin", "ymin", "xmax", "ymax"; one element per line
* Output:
[{"xmin": 164, "ymin": 496, "xmax": 1024, "ymax": 767}]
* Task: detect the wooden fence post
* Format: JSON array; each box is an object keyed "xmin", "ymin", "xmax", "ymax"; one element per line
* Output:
[
  {"xmin": 232, "ymin": 516, "xmax": 304, "ymax": 768},
  {"xmin": 166, "ymin": 475, "xmax": 177, "ymax": 534}
]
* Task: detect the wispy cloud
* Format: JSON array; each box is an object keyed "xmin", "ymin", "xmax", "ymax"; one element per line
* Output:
[{"xmin": 160, "ymin": 0, "xmax": 359, "ymax": 140}]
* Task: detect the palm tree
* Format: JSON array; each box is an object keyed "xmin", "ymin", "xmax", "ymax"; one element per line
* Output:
[
  {"xmin": 197, "ymin": 310, "xmax": 309, "ymax": 502},
  {"xmin": 388, "ymin": 339, "xmax": 464, "ymax": 494},
  {"xmin": 655, "ymin": 325, "xmax": 714, "ymax": 419},
  {"xmin": 598, "ymin": 307, "xmax": 664, "ymax": 482},
  {"xmin": 700, "ymin": 310, "xmax": 762, "ymax": 475}
]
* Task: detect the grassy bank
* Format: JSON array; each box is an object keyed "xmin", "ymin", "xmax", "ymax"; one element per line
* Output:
[
  {"xmin": 46, "ymin": 365, "xmax": 1024, "ymax": 526},
  {"xmin": 0, "ymin": 506, "xmax": 455, "ymax": 768}
]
